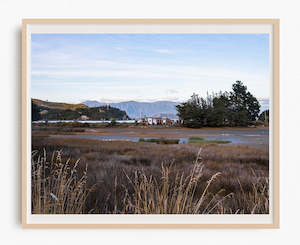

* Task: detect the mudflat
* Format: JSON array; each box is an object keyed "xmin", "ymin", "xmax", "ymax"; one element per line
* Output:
[{"xmin": 34, "ymin": 126, "xmax": 269, "ymax": 147}]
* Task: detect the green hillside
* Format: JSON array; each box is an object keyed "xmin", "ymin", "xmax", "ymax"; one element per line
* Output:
[{"xmin": 32, "ymin": 99, "xmax": 129, "ymax": 121}]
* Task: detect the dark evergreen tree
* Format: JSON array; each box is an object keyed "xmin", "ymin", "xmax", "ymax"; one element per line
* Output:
[
  {"xmin": 176, "ymin": 81, "xmax": 261, "ymax": 128},
  {"xmin": 229, "ymin": 81, "xmax": 260, "ymax": 125},
  {"xmin": 259, "ymin": 109, "xmax": 269, "ymax": 122},
  {"xmin": 32, "ymin": 102, "xmax": 41, "ymax": 121},
  {"xmin": 211, "ymin": 92, "xmax": 231, "ymax": 127}
]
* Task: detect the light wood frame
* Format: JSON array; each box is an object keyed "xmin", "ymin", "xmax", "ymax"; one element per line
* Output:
[{"xmin": 22, "ymin": 19, "xmax": 280, "ymax": 229}]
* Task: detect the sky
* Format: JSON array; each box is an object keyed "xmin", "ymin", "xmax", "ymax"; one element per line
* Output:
[{"xmin": 31, "ymin": 33, "xmax": 270, "ymax": 104}]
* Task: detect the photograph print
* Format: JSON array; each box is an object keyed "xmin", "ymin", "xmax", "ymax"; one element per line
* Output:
[{"xmin": 23, "ymin": 20, "xmax": 279, "ymax": 227}]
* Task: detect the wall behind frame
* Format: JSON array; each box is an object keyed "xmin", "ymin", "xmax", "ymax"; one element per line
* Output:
[{"xmin": 0, "ymin": 0, "xmax": 298, "ymax": 244}]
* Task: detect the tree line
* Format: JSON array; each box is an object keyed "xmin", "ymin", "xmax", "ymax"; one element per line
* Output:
[{"xmin": 176, "ymin": 81, "xmax": 262, "ymax": 128}]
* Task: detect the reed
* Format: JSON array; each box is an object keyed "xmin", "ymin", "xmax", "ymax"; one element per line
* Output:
[
  {"xmin": 122, "ymin": 149, "xmax": 231, "ymax": 214},
  {"xmin": 31, "ymin": 150, "xmax": 89, "ymax": 214},
  {"xmin": 31, "ymin": 147, "xmax": 269, "ymax": 214}
]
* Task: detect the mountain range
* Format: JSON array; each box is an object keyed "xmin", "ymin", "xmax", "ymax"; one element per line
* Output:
[
  {"xmin": 82, "ymin": 99, "xmax": 269, "ymax": 119},
  {"xmin": 82, "ymin": 100, "xmax": 179, "ymax": 119}
]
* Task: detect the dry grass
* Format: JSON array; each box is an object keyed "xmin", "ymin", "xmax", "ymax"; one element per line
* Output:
[
  {"xmin": 122, "ymin": 150, "xmax": 228, "ymax": 214},
  {"xmin": 31, "ymin": 150, "xmax": 90, "ymax": 214},
  {"xmin": 32, "ymin": 98, "xmax": 88, "ymax": 110},
  {"xmin": 31, "ymin": 140, "xmax": 269, "ymax": 214}
]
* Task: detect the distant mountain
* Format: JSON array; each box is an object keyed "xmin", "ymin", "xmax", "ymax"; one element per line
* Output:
[
  {"xmin": 32, "ymin": 99, "xmax": 128, "ymax": 121},
  {"xmin": 81, "ymin": 100, "xmax": 104, "ymax": 108},
  {"xmin": 82, "ymin": 98, "xmax": 269, "ymax": 119},
  {"xmin": 82, "ymin": 100, "xmax": 179, "ymax": 118}
]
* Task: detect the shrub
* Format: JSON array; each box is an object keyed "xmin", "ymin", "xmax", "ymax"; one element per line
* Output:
[
  {"xmin": 188, "ymin": 136, "xmax": 230, "ymax": 144},
  {"xmin": 138, "ymin": 138, "xmax": 179, "ymax": 144}
]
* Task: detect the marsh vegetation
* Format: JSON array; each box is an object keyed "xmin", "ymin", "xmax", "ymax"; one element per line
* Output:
[{"xmin": 32, "ymin": 130, "xmax": 269, "ymax": 214}]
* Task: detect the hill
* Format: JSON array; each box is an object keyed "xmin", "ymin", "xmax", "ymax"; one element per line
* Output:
[
  {"xmin": 32, "ymin": 99, "xmax": 88, "ymax": 111},
  {"xmin": 82, "ymin": 100, "xmax": 179, "ymax": 118},
  {"xmin": 32, "ymin": 99, "xmax": 129, "ymax": 121}
]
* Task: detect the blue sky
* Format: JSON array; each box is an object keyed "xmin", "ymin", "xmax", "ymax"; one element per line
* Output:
[{"xmin": 31, "ymin": 33, "xmax": 270, "ymax": 103}]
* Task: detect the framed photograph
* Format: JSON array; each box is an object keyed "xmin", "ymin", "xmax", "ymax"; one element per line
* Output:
[{"xmin": 22, "ymin": 19, "xmax": 279, "ymax": 228}]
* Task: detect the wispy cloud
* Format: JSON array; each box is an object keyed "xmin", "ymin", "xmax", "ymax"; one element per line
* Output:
[
  {"xmin": 31, "ymin": 33, "xmax": 270, "ymax": 103},
  {"xmin": 32, "ymin": 61, "xmax": 268, "ymax": 87}
]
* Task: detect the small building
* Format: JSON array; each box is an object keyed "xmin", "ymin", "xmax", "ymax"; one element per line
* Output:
[
  {"xmin": 144, "ymin": 117, "xmax": 167, "ymax": 125},
  {"xmin": 147, "ymin": 117, "xmax": 153, "ymax": 125},
  {"xmin": 79, "ymin": 115, "xmax": 89, "ymax": 120},
  {"xmin": 139, "ymin": 116, "xmax": 181, "ymax": 126}
]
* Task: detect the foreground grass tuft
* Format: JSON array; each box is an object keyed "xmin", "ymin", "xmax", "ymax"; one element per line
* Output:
[
  {"xmin": 122, "ymin": 149, "xmax": 230, "ymax": 214},
  {"xmin": 31, "ymin": 147, "xmax": 269, "ymax": 214},
  {"xmin": 31, "ymin": 150, "xmax": 90, "ymax": 214}
]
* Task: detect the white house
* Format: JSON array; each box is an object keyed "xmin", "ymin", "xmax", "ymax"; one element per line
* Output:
[{"xmin": 147, "ymin": 117, "xmax": 153, "ymax": 125}]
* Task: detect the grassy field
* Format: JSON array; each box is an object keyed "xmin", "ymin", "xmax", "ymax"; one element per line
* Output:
[
  {"xmin": 31, "ymin": 130, "xmax": 269, "ymax": 214},
  {"xmin": 188, "ymin": 136, "xmax": 231, "ymax": 144}
]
